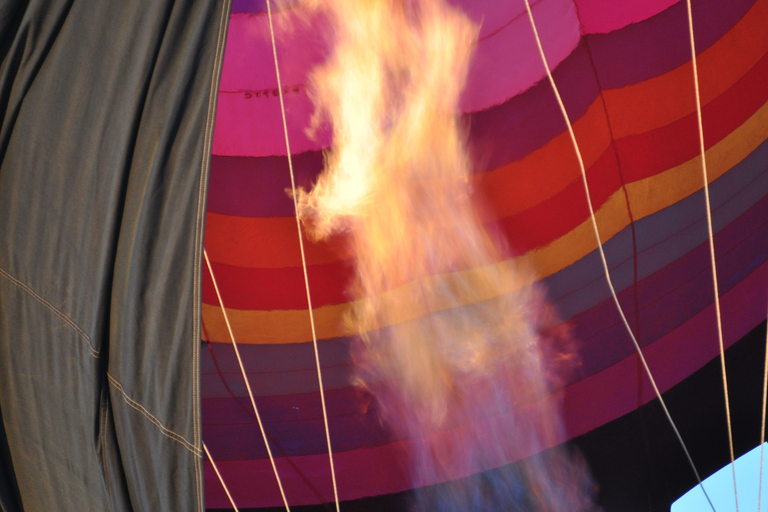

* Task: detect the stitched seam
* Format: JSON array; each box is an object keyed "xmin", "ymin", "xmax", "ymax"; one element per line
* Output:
[
  {"xmin": 107, "ymin": 373, "xmax": 201, "ymax": 456},
  {"xmin": 100, "ymin": 394, "xmax": 115, "ymax": 512},
  {"xmin": 194, "ymin": 1, "xmax": 232, "ymax": 509},
  {"xmin": 0, "ymin": 266, "xmax": 98, "ymax": 358}
]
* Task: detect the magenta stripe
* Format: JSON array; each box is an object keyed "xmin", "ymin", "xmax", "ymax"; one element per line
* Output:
[
  {"xmin": 212, "ymin": 0, "xmax": 755, "ymax": 157},
  {"xmin": 232, "ymin": 0, "xmax": 682, "ymax": 35}
]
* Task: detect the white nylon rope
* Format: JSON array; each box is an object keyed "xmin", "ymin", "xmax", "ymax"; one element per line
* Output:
[
  {"xmin": 265, "ymin": 2, "xmax": 341, "ymax": 510},
  {"xmin": 685, "ymin": 2, "xmax": 739, "ymax": 510},
  {"xmin": 203, "ymin": 250, "xmax": 292, "ymax": 511},
  {"xmin": 759, "ymin": 305, "xmax": 768, "ymax": 512},
  {"xmin": 203, "ymin": 442, "xmax": 240, "ymax": 512},
  {"xmin": 522, "ymin": 1, "xmax": 716, "ymax": 510}
]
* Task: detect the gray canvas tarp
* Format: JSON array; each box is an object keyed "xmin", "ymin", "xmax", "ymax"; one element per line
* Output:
[{"xmin": 0, "ymin": 1, "xmax": 230, "ymax": 510}]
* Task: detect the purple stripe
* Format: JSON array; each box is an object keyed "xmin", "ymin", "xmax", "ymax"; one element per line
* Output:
[
  {"xmin": 546, "ymin": 136, "xmax": 768, "ymax": 317},
  {"xmin": 588, "ymin": 0, "xmax": 755, "ymax": 89},
  {"xmin": 574, "ymin": 203, "xmax": 768, "ymax": 377}
]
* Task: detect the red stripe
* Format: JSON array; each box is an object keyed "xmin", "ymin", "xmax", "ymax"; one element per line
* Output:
[
  {"xmin": 203, "ymin": 260, "xmax": 354, "ymax": 310},
  {"xmin": 617, "ymin": 45, "xmax": 768, "ymax": 183}
]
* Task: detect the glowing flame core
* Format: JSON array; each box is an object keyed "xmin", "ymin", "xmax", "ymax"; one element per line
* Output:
[{"xmin": 293, "ymin": 0, "xmax": 596, "ymax": 509}]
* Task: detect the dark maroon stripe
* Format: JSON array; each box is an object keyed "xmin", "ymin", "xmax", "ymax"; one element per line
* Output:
[
  {"xmin": 208, "ymin": 151, "xmax": 324, "ymax": 218},
  {"xmin": 587, "ymin": 0, "xmax": 755, "ymax": 89}
]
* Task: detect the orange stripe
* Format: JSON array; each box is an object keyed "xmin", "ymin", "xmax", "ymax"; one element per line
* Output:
[
  {"xmin": 602, "ymin": 0, "xmax": 768, "ymax": 138},
  {"xmin": 475, "ymin": 99, "xmax": 611, "ymax": 222},
  {"xmin": 480, "ymin": 0, "xmax": 768, "ymax": 223}
]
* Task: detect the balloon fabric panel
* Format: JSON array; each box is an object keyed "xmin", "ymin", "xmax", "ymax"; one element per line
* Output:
[{"xmin": 202, "ymin": 0, "xmax": 768, "ymax": 508}]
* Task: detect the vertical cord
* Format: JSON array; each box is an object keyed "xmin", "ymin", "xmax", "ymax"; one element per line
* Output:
[
  {"xmin": 204, "ymin": 250, "xmax": 292, "ymax": 511},
  {"xmin": 264, "ymin": 2, "xmax": 341, "ymax": 510},
  {"xmin": 685, "ymin": 2, "xmax": 738, "ymax": 510},
  {"xmin": 204, "ymin": 442, "xmax": 240, "ymax": 512},
  {"xmin": 522, "ymin": 1, "xmax": 716, "ymax": 510},
  {"xmin": 759, "ymin": 310, "xmax": 768, "ymax": 512}
]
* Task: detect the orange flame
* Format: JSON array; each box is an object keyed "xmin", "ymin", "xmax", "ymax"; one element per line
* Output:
[{"xmin": 295, "ymin": 0, "xmax": 596, "ymax": 509}]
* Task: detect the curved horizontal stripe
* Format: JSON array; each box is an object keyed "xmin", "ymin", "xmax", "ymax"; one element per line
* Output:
[
  {"xmin": 548, "ymin": 138, "xmax": 768, "ymax": 320},
  {"xmin": 203, "ymin": 299, "xmax": 349, "ymax": 344},
  {"xmin": 602, "ymin": 0, "xmax": 768, "ymax": 138},
  {"xmin": 203, "ymin": 259, "xmax": 768, "ymax": 507},
  {"xmin": 573, "ymin": 201, "xmax": 768, "ymax": 376},
  {"xmin": 574, "ymin": 0, "xmax": 678, "ymax": 34},
  {"xmin": 459, "ymin": 0, "xmax": 580, "ymax": 113},
  {"xmin": 202, "ymin": 205, "xmax": 767, "ymax": 405},
  {"xmin": 203, "ymin": 260, "xmax": 540, "ymax": 343},
  {"xmin": 471, "ymin": 44, "xmax": 768, "ymax": 256},
  {"xmin": 200, "ymin": 144, "xmax": 768, "ymax": 402},
  {"xmin": 207, "ymin": 23, "xmax": 768, "ymax": 220},
  {"xmin": 202, "ymin": 336, "xmax": 354, "ymax": 376},
  {"xmin": 586, "ymin": 0, "xmax": 755, "ymax": 90},
  {"xmin": 203, "ymin": 216, "xmax": 767, "ymax": 403},
  {"xmin": 203, "ymin": 163, "xmax": 768, "ymax": 403},
  {"xmin": 614, "ymin": 53, "xmax": 768, "ymax": 183},
  {"xmin": 565, "ymin": 260, "xmax": 768, "ymax": 437},
  {"xmin": 202, "ymin": 97, "xmax": 768, "ymax": 342},
  {"xmin": 218, "ymin": 0, "xmax": 581, "ymax": 113},
  {"xmin": 531, "ymin": 94, "xmax": 768, "ymax": 278}
]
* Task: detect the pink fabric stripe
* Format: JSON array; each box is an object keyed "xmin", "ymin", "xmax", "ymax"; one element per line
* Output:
[
  {"xmin": 211, "ymin": 0, "xmax": 580, "ymax": 156},
  {"xmin": 459, "ymin": 0, "xmax": 580, "ymax": 112},
  {"xmin": 574, "ymin": 0, "xmax": 679, "ymax": 34},
  {"xmin": 203, "ymin": 259, "xmax": 768, "ymax": 508},
  {"xmin": 212, "ymin": 89, "xmax": 331, "ymax": 157}
]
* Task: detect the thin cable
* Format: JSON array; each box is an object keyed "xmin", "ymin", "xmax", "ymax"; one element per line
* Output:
[
  {"xmin": 522, "ymin": 1, "xmax": 716, "ymax": 510},
  {"xmin": 759, "ymin": 308, "xmax": 768, "ymax": 512},
  {"xmin": 203, "ymin": 250, "xmax": 292, "ymax": 511},
  {"xmin": 265, "ymin": 2, "xmax": 340, "ymax": 510},
  {"xmin": 204, "ymin": 442, "xmax": 239, "ymax": 512},
  {"xmin": 685, "ymin": 2, "xmax": 738, "ymax": 510}
]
